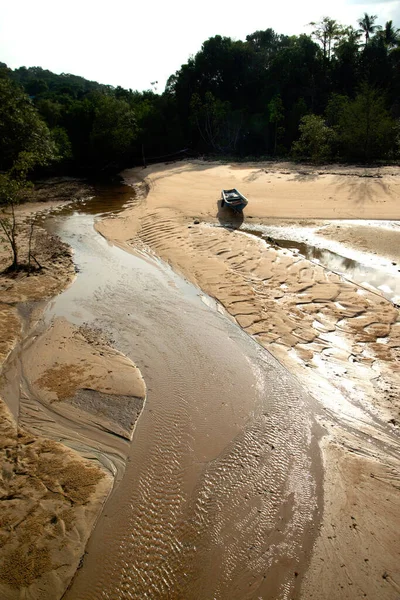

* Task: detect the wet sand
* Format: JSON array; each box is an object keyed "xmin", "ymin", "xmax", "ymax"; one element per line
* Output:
[
  {"xmin": 0, "ymin": 188, "xmax": 146, "ymax": 599},
  {"xmin": 96, "ymin": 160, "xmax": 400, "ymax": 598},
  {"xmin": 1, "ymin": 164, "xmax": 400, "ymax": 598},
  {"xmin": 0, "ymin": 219, "xmax": 109, "ymax": 600},
  {"xmin": 317, "ymin": 221, "xmax": 400, "ymax": 264},
  {"xmin": 2, "ymin": 182, "xmax": 321, "ymax": 599},
  {"xmin": 42, "ymin": 207, "xmax": 321, "ymax": 600}
]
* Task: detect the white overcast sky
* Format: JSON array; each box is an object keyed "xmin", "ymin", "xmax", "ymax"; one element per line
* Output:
[{"xmin": 1, "ymin": 0, "xmax": 399, "ymax": 92}]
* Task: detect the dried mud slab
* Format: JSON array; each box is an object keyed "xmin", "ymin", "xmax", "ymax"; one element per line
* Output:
[
  {"xmin": 115, "ymin": 209, "xmax": 400, "ymax": 425},
  {"xmin": 0, "ymin": 398, "xmax": 112, "ymax": 600}
]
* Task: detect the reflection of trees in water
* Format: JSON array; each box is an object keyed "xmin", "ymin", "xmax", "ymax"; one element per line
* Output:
[
  {"xmin": 281, "ymin": 242, "xmax": 359, "ymax": 275},
  {"xmin": 243, "ymin": 230, "xmax": 400, "ymax": 301},
  {"xmin": 300, "ymin": 246, "xmax": 399, "ymax": 299},
  {"xmin": 317, "ymin": 250, "xmax": 359, "ymax": 275}
]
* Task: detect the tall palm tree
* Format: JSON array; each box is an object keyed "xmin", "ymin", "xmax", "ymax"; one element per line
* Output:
[
  {"xmin": 326, "ymin": 19, "xmax": 344, "ymax": 59},
  {"xmin": 358, "ymin": 13, "xmax": 380, "ymax": 44},
  {"xmin": 309, "ymin": 17, "xmax": 345, "ymax": 60},
  {"xmin": 380, "ymin": 20, "xmax": 400, "ymax": 48},
  {"xmin": 344, "ymin": 26, "xmax": 362, "ymax": 46}
]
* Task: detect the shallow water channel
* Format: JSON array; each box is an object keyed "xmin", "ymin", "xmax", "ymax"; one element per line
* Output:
[
  {"xmin": 238, "ymin": 224, "xmax": 400, "ymax": 305},
  {"xmin": 33, "ymin": 184, "xmax": 321, "ymax": 599}
]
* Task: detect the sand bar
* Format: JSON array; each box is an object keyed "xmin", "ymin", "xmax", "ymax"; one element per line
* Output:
[{"xmin": 97, "ymin": 160, "xmax": 400, "ymax": 599}]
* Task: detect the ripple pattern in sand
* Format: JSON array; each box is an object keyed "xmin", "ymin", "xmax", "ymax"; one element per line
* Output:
[
  {"xmin": 52, "ymin": 214, "xmax": 321, "ymax": 600},
  {"xmin": 133, "ymin": 210, "xmax": 400, "ymax": 426}
]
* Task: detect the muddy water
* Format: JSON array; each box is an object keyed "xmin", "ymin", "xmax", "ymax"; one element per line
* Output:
[{"xmin": 38, "ymin": 185, "xmax": 321, "ymax": 599}]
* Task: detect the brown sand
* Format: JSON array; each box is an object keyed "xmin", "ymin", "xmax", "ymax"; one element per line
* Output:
[
  {"xmin": 301, "ymin": 438, "xmax": 400, "ymax": 599},
  {"xmin": 317, "ymin": 223, "xmax": 400, "ymax": 263},
  {"xmin": 23, "ymin": 318, "xmax": 146, "ymax": 441},
  {"xmin": 97, "ymin": 160, "xmax": 400, "ymax": 599},
  {"xmin": 121, "ymin": 160, "xmax": 400, "ymax": 222},
  {"xmin": 0, "ymin": 203, "xmax": 146, "ymax": 599},
  {"xmin": 0, "ymin": 399, "xmax": 112, "ymax": 600}
]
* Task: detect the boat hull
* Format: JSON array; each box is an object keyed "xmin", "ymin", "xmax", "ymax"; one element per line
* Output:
[{"xmin": 221, "ymin": 188, "xmax": 248, "ymax": 213}]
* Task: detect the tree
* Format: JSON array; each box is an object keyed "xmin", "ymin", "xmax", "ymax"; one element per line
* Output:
[
  {"xmin": 292, "ymin": 114, "xmax": 336, "ymax": 162},
  {"xmin": 37, "ymin": 98, "xmax": 64, "ymax": 128},
  {"xmin": 379, "ymin": 21, "xmax": 400, "ymax": 49},
  {"xmin": 309, "ymin": 17, "xmax": 344, "ymax": 60},
  {"xmin": 51, "ymin": 127, "xmax": 73, "ymax": 162},
  {"xmin": 332, "ymin": 30, "xmax": 361, "ymax": 96},
  {"xmin": 0, "ymin": 176, "xmax": 24, "ymax": 270},
  {"xmin": 358, "ymin": 13, "xmax": 380, "ymax": 44},
  {"xmin": 0, "ymin": 77, "xmax": 56, "ymax": 173},
  {"xmin": 2, "ymin": 15, "xmax": 400, "ymax": 166},
  {"xmin": 342, "ymin": 26, "xmax": 362, "ymax": 46},
  {"xmin": 0, "ymin": 76, "xmax": 57, "ymax": 270},
  {"xmin": 325, "ymin": 94, "xmax": 349, "ymax": 128},
  {"xmin": 89, "ymin": 95, "xmax": 137, "ymax": 168},
  {"xmin": 190, "ymin": 92, "xmax": 242, "ymax": 152},
  {"xmin": 268, "ymin": 95, "xmax": 285, "ymax": 154},
  {"xmin": 338, "ymin": 85, "xmax": 397, "ymax": 160}
]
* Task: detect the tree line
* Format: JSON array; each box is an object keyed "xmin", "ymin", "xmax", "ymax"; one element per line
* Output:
[{"xmin": 1, "ymin": 12, "xmax": 400, "ymax": 183}]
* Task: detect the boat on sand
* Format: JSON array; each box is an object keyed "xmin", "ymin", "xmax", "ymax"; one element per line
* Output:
[{"xmin": 221, "ymin": 189, "xmax": 248, "ymax": 213}]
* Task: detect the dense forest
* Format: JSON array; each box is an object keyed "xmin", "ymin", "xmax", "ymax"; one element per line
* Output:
[{"xmin": 1, "ymin": 13, "xmax": 400, "ymax": 189}]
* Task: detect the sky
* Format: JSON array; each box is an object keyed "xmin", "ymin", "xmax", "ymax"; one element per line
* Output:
[{"xmin": 1, "ymin": 0, "xmax": 399, "ymax": 92}]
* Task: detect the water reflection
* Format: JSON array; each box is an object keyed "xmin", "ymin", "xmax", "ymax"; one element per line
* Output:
[
  {"xmin": 40, "ymin": 184, "xmax": 320, "ymax": 600},
  {"xmin": 240, "ymin": 227, "xmax": 400, "ymax": 304},
  {"xmin": 37, "ymin": 178, "xmax": 138, "ymax": 220}
]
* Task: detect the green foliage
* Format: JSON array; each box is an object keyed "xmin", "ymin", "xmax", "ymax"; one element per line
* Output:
[
  {"xmin": 325, "ymin": 94, "xmax": 350, "ymax": 127},
  {"xmin": 1, "ymin": 11, "xmax": 399, "ymax": 168},
  {"xmin": 190, "ymin": 92, "xmax": 243, "ymax": 152},
  {"xmin": 268, "ymin": 95, "xmax": 284, "ymax": 124},
  {"xmin": 89, "ymin": 96, "xmax": 137, "ymax": 167},
  {"xmin": 11, "ymin": 66, "xmax": 110, "ymax": 98},
  {"xmin": 268, "ymin": 95, "xmax": 285, "ymax": 154},
  {"xmin": 0, "ymin": 77, "xmax": 56, "ymax": 174},
  {"xmin": 0, "ymin": 174, "xmax": 26, "ymax": 206},
  {"xmin": 0, "ymin": 174, "xmax": 30, "ymax": 270},
  {"xmin": 51, "ymin": 127, "xmax": 73, "ymax": 161},
  {"xmin": 292, "ymin": 115, "xmax": 336, "ymax": 162},
  {"xmin": 337, "ymin": 85, "xmax": 397, "ymax": 160},
  {"xmin": 37, "ymin": 98, "xmax": 64, "ymax": 128}
]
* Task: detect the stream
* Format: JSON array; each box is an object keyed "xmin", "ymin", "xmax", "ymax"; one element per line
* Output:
[{"xmin": 23, "ymin": 184, "xmax": 321, "ymax": 599}]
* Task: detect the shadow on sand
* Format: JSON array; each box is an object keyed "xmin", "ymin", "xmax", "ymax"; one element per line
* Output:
[{"xmin": 216, "ymin": 199, "xmax": 244, "ymax": 230}]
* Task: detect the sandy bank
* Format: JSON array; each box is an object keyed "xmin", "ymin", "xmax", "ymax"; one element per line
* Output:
[
  {"xmin": 24, "ymin": 318, "xmax": 146, "ymax": 441},
  {"xmin": 132, "ymin": 160, "xmax": 400, "ymax": 220},
  {"xmin": 0, "ymin": 198, "xmax": 146, "ymax": 599},
  {"xmin": 97, "ymin": 160, "xmax": 400, "ymax": 599},
  {"xmin": 317, "ymin": 221, "xmax": 400, "ymax": 264},
  {"xmin": 0, "ymin": 217, "xmax": 76, "ymax": 381},
  {"xmin": 0, "ymin": 400, "xmax": 112, "ymax": 600}
]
